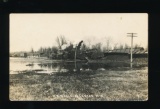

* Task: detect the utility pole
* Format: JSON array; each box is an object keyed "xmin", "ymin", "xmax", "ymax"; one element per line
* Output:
[
  {"xmin": 74, "ymin": 44, "xmax": 77, "ymax": 72},
  {"xmin": 127, "ymin": 33, "xmax": 137, "ymax": 69}
]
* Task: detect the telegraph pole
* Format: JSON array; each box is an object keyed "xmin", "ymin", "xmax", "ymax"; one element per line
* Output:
[
  {"xmin": 127, "ymin": 33, "xmax": 137, "ymax": 68},
  {"xmin": 74, "ymin": 44, "xmax": 77, "ymax": 71}
]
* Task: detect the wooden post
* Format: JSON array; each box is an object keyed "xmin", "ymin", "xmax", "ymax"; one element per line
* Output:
[
  {"xmin": 75, "ymin": 45, "xmax": 77, "ymax": 70},
  {"xmin": 127, "ymin": 33, "xmax": 137, "ymax": 69},
  {"xmin": 131, "ymin": 36, "xmax": 133, "ymax": 68}
]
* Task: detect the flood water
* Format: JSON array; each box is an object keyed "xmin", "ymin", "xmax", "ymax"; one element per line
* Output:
[
  {"xmin": 10, "ymin": 57, "xmax": 92, "ymax": 74},
  {"xmin": 10, "ymin": 57, "xmax": 142, "ymax": 74}
]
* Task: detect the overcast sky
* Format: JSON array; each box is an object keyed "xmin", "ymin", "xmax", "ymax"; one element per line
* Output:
[{"xmin": 10, "ymin": 13, "xmax": 148, "ymax": 52}]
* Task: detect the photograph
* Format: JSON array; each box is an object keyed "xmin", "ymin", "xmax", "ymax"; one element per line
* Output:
[{"xmin": 9, "ymin": 13, "xmax": 148, "ymax": 101}]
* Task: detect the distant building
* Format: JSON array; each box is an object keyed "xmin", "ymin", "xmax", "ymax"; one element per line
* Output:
[
  {"xmin": 19, "ymin": 53, "xmax": 27, "ymax": 57},
  {"xmin": 10, "ymin": 52, "xmax": 27, "ymax": 57},
  {"xmin": 10, "ymin": 53, "xmax": 18, "ymax": 57},
  {"xmin": 104, "ymin": 47, "xmax": 148, "ymax": 58},
  {"xmin": 27, "ymin": 52, "xmax": 40, "ymax": 58},
  {"xmin": 108, "ymin": 47, "xmax": 144, "ymax": 54}
]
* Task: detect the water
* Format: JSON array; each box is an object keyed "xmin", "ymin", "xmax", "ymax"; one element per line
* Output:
[
  {"xmin": 10, "ymin": 57, "xmax": 143, "ymax": 74},
  {"xmin": 10, "ymin": 57, "xmax": 49, "ymax": 74},
  {"xmin": 10, "ymin": 57, "xmax": 90, "ymax": 74}
]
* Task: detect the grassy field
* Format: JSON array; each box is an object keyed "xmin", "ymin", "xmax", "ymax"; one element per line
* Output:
[{"xmin": 10, "ymin": 67, "xmax": 148, "ymax": 101}]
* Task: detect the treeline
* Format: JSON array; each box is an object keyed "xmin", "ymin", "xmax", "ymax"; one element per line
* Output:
[{"xmin": 32, "ymin": 36, "xmax": 147, "ymax": 60}]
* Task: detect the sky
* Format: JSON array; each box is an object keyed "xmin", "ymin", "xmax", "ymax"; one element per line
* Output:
[{"xmin": 10, "ymin": 13, "xmax": 148, "ymax": 52}]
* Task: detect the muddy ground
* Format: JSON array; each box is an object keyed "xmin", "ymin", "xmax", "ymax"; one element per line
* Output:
[{"xmin": 10, "ymin": 67, "xmax": 148, "ymax": 101}]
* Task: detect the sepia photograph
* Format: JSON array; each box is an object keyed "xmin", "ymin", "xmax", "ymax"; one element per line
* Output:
[{"xmin": 9, "ymin": 13, "xmax": 148, "ymax": 101}]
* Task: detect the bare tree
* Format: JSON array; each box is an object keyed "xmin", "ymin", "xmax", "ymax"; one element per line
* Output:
[
  {"xmin": 134, "ymin": 43, "xmax": 141, "ymax": 48},
  {"xmin": 119, "ymin": 44, "xmax": 124, "ymax": 49},
  {"xmin": 56, "ymin": 35, "xmax": 67, "ymax": 49},
  {"xmin": 38, "ymin": 47, "xmax": 43, "ymax": 53},
  {"xmin": 105, "ymin": 37, "xmax": 112, "ymax": 51},
  {"xmin": 60, "ymin": 35, "xmax": 67, "ymax": 45},
  {"xmin": 113, "ymin": 43, "xmax": 118, "ymax": 50},
  {"xmin": 85, "ymin": 38, "xmax": 91, "ymax": 49},
  {"xmin": 56, "ymin": 37, "xmax": 61, "ymax": 49},
  {"xmin": 92, "ymin": 42, "xmax": 102, "ymax": 52},
  {"xmin": 91, "ymin": 42, "xmax": 104, "ymax": 59},
  {"xmin": 145, "ymin": 44, "xmax": 148, "ymax": 51},
  {"xmin": 31, "ymin": 47, "xmax": 34, "ymax": 53},
  {"xmin": 124, "ymin": 43, "xmax": 130, "ymax": 49}
]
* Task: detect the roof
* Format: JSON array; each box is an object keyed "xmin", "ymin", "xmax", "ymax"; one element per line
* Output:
[{"xmin": 104, "ymin": 47, "xmax": 147, "ymax": 54}]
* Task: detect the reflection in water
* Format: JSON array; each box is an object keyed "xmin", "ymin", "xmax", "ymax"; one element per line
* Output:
[
  {"xmin": 36, "ymin": 62, "xmax": 117, "ymax": 73},
  {"xmin": 10, "ymin": 57, "xmax": 133, "ymax": 74},
  {"xmin": 37, "ymin": 62, "xmax": 86, "ymax": 73}
]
